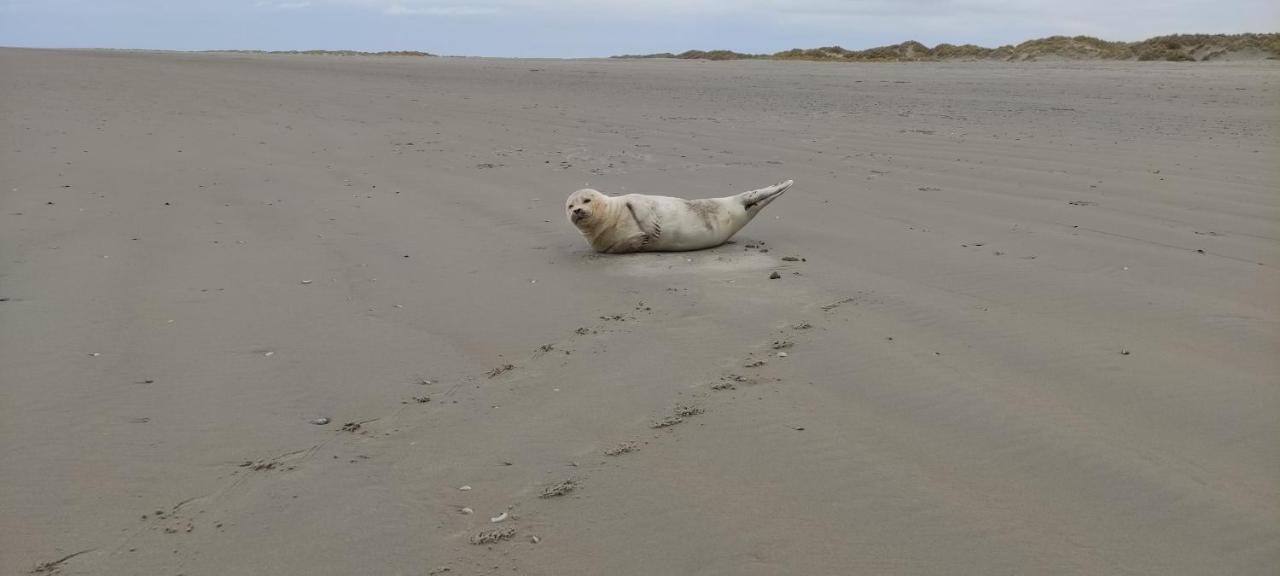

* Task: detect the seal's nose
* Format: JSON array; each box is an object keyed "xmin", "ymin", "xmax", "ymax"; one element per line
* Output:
[{"xmin": 573, "ymin": 208, "xmax": 585, "ymax": 216}]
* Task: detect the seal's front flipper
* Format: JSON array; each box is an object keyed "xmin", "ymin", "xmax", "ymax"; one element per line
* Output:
[
  {"xmin": 738, "ymin": 180, "xmax": 794, "ymax": 213},
  {"xmin": 624, "ymin": 199, "xmax": 663, "ymax": 250}
]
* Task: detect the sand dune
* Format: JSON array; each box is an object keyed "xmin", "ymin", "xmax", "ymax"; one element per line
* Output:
[
  {"xmin": 1, "ymin": 49, "xmax": 1277, "ymax": 575},
  {"xmin": 618, "ymin": 32, "xmax": 1280, "ymax": 61}
]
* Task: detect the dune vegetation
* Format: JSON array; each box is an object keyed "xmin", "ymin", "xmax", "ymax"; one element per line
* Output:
[{"xmin": 614, "ymin": 33, "xmax": 1280, "ymax": 62}]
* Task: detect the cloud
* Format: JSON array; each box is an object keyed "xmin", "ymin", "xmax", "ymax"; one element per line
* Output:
[
  {"xmin": 242, "ymin": 0, "xmax": 1274, "ymax": 33},
  {"xmin": 333, "ymin": 0, "xmax": 742, "ymax": 17},
  {"xmin": 4, "ymin": 0, "xmax": 1275, "ymax": 56},
  {"xmin": 337, "ymin": 0, "xmax": 505, "ymax": 16},
  {"xmin": 317, "ymin": 0, "xmax": 1277, "ymax": 28},
  {"xmin": 382, "ymin": 3, "xmax": 497, "ymax": 15},
  {"xmin": 254, "ymin": 1, "xmax": 313, "ymax": 10}
]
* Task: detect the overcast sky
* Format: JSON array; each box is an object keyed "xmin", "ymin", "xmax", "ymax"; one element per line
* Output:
[{"xmin": 1, "ymin": 0, "xmax": 1276, "ymax": 57}]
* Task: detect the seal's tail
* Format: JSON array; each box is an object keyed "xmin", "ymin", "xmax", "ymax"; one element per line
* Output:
[{"xmin": 738, "ymin": 179, "xmax": 794, "ymax": 213}]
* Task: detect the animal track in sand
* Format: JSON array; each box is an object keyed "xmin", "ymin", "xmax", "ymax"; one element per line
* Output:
[
  {"xmin": 475, "ymin": 319, "xmax": 623, "ymax": 385},
  {"xmin": 235, "ymin": 446, "xmax": 318, "ymax": 473},
  {"xmin": 651, "ymin": 403, "xmax": 707, "ymax": 429},
  {"xmin": 485, "ymin": 364, "xmax": 515, "ymax": 378},
  {"xmin": 604, "ymin": 441, "xmax": 642, "ymax": 456},
  {"xmin": 540, "ymin": 479, "xmax": 578, "ymax": 498},
  {"xmin": 820, "ymin": 297, "xmax": 855, "ymax": 311},
  {"xmin": 470, "ymin": 526, "xmax": 516, "ymax": 545},
  {"xmin": 672, "ymin": 404, "xmax": 705, "ymax": 418},
  {"xmin": 472, "ymin": 303, "xmax": 830, "ymax": 554},
  {"xmin": 710, "ymin": 371, "xmax": 769, "ymax": 393},
  {"xmin": 651, "ymin": 415, "xmax": 685, "ymax": 428},
  {"xmin": 30, "ymin": 549, "xmax": 94, "ymax": 574}
]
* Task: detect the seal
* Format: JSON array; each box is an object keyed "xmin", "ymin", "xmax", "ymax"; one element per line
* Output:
[{"xmin": 566, "ymin": 180, "xmax": 793, "ymax": 253}]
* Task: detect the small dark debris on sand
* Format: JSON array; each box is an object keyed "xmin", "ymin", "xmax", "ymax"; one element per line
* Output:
[
  {"xmin": 1068, "ymin": 200, "xmax": 1098, "ymax": 206},
  {"xmin": 486, "ymin": 364, "xmax": 515, "ymax": 378},
  {"xmin": 163, "ymin": 520, "xmax": 195, "ymax": 534},
  {"xmin": 470, "ymin": 526, "xmax": 517, "ymax": 545},
  {"xmin": 574, "ymin": 327, "xmax": 592, "ymax": 335},
  {"xmin": 411, "ymin": 396, "xmax": 431, "ymax": 404},
  {"xmin": 918, "ymin": 186, "xmax": 942, "ymax": 191},
  {"xmin": 536, "ymin": 343, "xmax": 555, "ymax": 353},
  {"xmin": 711, "ymin": 381, "xmax": 736, "ymax": 391},
  {"xmin": 605, "ymin": 441, "xmax": 641, "ymax": 456},
  {"xmin": 540, "ymin": 479, "xmax": 577, "ymax": 498},
  {"xmin": 791, "ymin": 322, "xmax": 812, "ymax": 330},
  {"xmin": 744, "ymin": 360, "xmax": 767, "ymax": 368},
  {"xmin": 769, "ymin": 271, "xmax": 781, "ymax": 279},
  {"xmin": 780, "ymin": 256, "xmax": 806, "ymax": 262},
  {"xmin": 771, "ymin": 340, "xmax": 794, "ymax": 350},
  {"xmin": 340, "ymin": 422, "xmax": 362, "ymax": 432}
]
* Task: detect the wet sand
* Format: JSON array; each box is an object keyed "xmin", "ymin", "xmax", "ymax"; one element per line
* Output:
[{"xmin": 1, "ymin": 48, "xmax": 1277, "ymax": 575}]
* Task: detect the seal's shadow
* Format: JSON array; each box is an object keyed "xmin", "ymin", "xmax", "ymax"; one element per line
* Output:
[{"xmin": 584, "ymin": 240, "xmax": 776, "ymax": 278}]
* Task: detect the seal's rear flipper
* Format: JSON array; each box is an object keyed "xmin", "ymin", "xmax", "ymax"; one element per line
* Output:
[{"xmin": 738, "ymin": 180, "xmax": 794, "ymax": 213}]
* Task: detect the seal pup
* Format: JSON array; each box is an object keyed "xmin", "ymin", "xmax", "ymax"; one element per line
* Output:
[{"xmin": 566, "ymin": 180, "xmax": 793, "ymax": 253}]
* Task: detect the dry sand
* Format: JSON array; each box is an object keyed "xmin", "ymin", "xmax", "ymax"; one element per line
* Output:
[{"xmin": 1, "ymin": 49, "xmax": 1277, "ymax": 575}]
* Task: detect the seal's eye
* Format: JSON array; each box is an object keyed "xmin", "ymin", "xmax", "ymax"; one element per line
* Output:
[{"xmin": 583, "ymin": 198, "xmax": 591, "ymax": 204}]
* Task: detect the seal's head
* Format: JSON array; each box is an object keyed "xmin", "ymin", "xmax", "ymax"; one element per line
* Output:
[{"xmin": 566, "ymin": 188, "xmax": 609, "ymax": 228}]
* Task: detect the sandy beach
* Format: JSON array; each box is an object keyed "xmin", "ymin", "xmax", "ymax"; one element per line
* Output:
[{"xmin": 1, "ymin": 48, "xmax": 1277, "ymax": 575}]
